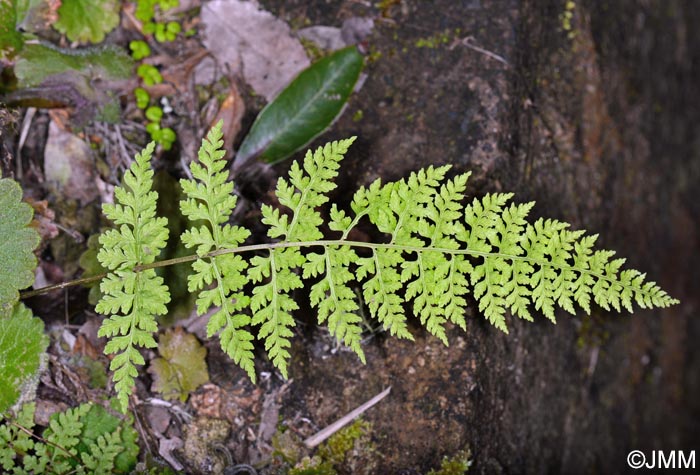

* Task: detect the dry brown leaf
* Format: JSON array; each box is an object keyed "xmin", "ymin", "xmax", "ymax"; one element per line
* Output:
[
  {"xmin": 44, "ymin": 120, "xmax": 99, "ymax": 205},
  {"xmin": 210, "ymin": 83, "xmax": 246, "ymax": 159},
  {"xmin": 201, "ymin": 0, "xmax": 309, "ymax": 101},
  {"xmin": 148, "ymin": 327, "xmax": 210, "ymax": 402}
]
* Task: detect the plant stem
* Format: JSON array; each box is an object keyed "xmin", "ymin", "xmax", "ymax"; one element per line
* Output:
[{"xmin": 21, "ymin": 239, "xmax": 620, "ymax": 299}]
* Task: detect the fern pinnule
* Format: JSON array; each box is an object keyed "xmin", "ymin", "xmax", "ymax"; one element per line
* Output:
[
  {"xmin": 179, "ymin": 122, "xmax": 255, "ymax": 380},
  {"xmin": 96, "ymin": 142, "xmax": 170, "ymax": 412}
]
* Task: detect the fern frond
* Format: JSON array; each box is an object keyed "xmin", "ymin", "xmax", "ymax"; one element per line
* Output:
[
  {"xmin": 92, "ymin": 130, "xmax": 678, "ymax": 388},
  {"xmin": 180, "ymin": 122, "xmax": 255, "ymax": 380},
  {"xmin": 96, "ymin": 143, "xmax": 170, "ymax": 412},
  {"xmin": 1, "ymin": 402, "xmax": 135, "ymax": 473}
]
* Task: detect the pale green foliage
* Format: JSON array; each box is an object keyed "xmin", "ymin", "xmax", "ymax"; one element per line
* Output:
[
  {"xmin": 96, "ymin": 143, "xmax": 170, "ymax": 413},
  {"xmin": 251, "ymin": 137, "xmax": 357, "ymax": 377},
  {"xmin": 180, "ymin": 123, "xmax": 255, "ymax": 379},
  {"xmin": 14, "ymin": 43, "xmax": 133, "ymax": 89},
  {"xmin": 53, "ymin": 0, "xmax": 120, "ymax": 44},
  {"xmin": 95, "ymin": 130, "xmax": 678, "ymax": 404},
  {"xmin": 0, "ymin": 402, "xmax": 138, "ymax": 474}
]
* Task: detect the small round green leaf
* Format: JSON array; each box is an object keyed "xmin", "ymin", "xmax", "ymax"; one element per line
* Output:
[
  {"xmin": 145, "ymin": 105, "xmax": 163, "ymax": 122},
  {"xmin": 134, "ymin": 87, "xmax": 150, "ymax": 109}
]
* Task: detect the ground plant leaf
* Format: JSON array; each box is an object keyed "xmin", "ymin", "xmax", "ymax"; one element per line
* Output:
[
  {"xmin": 0, "ymin": 177, "xmax": 40, "ymax": 314},
  {"xmin": 0, "ymin": 303, "xmax": 48, "ymax": 413},
  {"xmin": 53, "ymin": 0, "xmax": 120, "ymax": 44},
  {"xmin": 15, "ymin": 42, "xmax": 133, "ymax": 88},
  {"xmin": 0, "ymin": 401, "xmax": 138, "ymax": 473},
  {"xmin": 148, "ymin": 327, "xmax": 209, "ymax": 402},
  {"xmin": 234, "ymin": 46, "xmax": 364, "ymax": 172},
  {"xmin": 76, "ymin": 403, "xmax": 139, "ymax": 473},
  {"xmin": 0, "ymin": 0, "xmax": 24, "ymax": 60}
]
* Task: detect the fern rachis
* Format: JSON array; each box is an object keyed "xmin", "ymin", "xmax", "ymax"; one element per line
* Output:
[{"xmin": 95, "ymin": 122, "xmax": 678, "ymax": 411}]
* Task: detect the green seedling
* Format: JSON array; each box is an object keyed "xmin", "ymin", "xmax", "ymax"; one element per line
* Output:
[
  {"xmin": 145, "ymin": 105, "xmax": 163, "ymax": 122},
  {"xmin": 137, "ymin": 63, "xmax": 162, "ymax": 86},
  {"xmin": 134, "ymin": 87, "xmax": 150, "ymax": 109},
  {"xmin": 129, "ymin": 40, "xmax": 151, "ymax": 60}
]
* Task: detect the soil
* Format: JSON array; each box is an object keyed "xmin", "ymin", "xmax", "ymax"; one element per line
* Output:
[{"xmin": 4, "ymin": 0, "xmax": 699, "ymax": 474}]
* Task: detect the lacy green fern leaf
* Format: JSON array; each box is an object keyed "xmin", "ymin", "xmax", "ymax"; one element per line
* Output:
[
  {"xmin": 91, "ymin": 130, "xmax": 678, "ymax": 387},
  {"xmin": 1, "ymin": 401, "xmax": 137, "ymax": 474},
  {"xmin": 252, "ymin": 138, "xmax": 357, "ymax": 377},
  {"xmin": 0, "ymin": 402, "xmax": 36, "ymax": 471},
  {"xmin": 180, "ymin": 122, "xmax": 255, "ymax": 380},
  {"xmin": 96, "ymin": 143, "xmax": 170, "ymax": 412}
]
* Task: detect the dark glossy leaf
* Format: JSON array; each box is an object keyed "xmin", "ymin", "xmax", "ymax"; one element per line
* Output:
[{"xmin": 234, "ymin": 46, "xmax": 363, "ymax": 173}]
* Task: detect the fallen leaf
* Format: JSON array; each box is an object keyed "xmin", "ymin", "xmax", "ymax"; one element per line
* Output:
[
  {"xmin": 201, "ymin": 0, "xmax": 310, "ymax": 101},
  {"xmin": 159, "ymin": 436, "xmax": 184, "ymax": 471},
  {"xmin": 210, "ymin": 83, "xmax": 246, "ymax": 159},
  {"xmin": 149, "ymin": 327, "xmax": 209, "ymax": 403},
  {"xmin": 26, "ymin": 198, "xmax": 59, "ymax": 243},
  {"xmin": 44, "ymin": 119, "xmax": 100, "ymax": 205}
]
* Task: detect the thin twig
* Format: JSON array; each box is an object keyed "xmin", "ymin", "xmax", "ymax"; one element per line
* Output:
[
  {"xmin": 16, "ymin": 107, "xmax": 37, "ymax": 180},
  {"xmin": 114, "ymin": 124, "xmax": 132, "ymax": 170},
  {"xmin": 451, "ymin": 36, "xmax": 510, "ymax": 67},
  {"xmin": 303, "ymin": 386, "xmax": 391, "ymax": 449}
]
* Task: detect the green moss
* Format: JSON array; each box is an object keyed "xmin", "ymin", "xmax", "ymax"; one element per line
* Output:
[
  {"xmin": 426, "ymin": 449, "xmax": 471, "ymax": 475},
  {"xmin": 316, "ymin": 419, "xmax": 376, "ymax": 472},
  {"xmin": 299, "ymin": 37, "xmax": 326, "ymax": 62},
  {"xmin": 290, "ymin": 456, "xmax": 336, "ymax": 475},
  {"xmin": 415, "ymin": 29, "xmax": 456, "ymax": 49}
]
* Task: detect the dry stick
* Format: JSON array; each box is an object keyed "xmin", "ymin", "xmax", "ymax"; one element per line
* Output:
[
  {"xmin": 450, "ymin": 36, "xmax": 510, "ymax": 67},
  {"xmin": 303, "ymin": 386, "xmax": 391, "ymax": 449},
  {"xmin": 16, "ymin": 107, "xmax": 37, "ymax": 180}
]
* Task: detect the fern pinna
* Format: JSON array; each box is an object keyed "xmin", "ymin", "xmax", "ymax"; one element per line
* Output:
[
  {"xmin": 96, "ymin": 122, "xmax": 678, "ymax": 411},
  {"xmin": 96, "ymin": 143, "xmax": 170, "ymax": 412}
]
